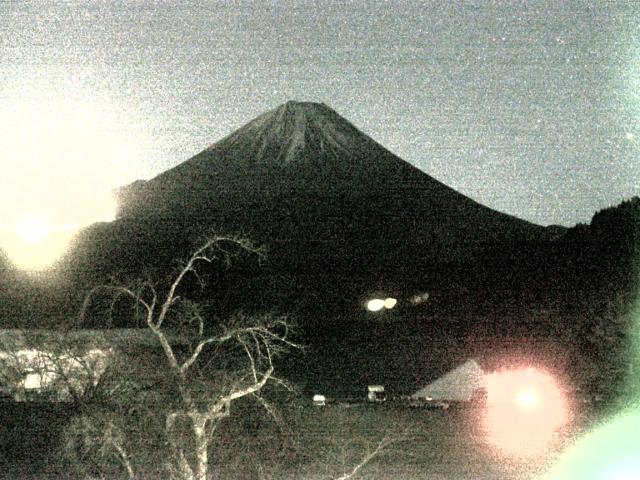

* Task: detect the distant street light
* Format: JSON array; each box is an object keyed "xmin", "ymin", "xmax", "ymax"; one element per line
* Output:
[
  {"xmin": 366, "ymin": 297, "xmax": 398, "ymax": 312},
  {"xmin": 366, "ymin": 299, "xmax": 386, "ymax": 312},
  {"xmin": 383, "ymin": 298, "xmax": 397, "ymax": 309}
]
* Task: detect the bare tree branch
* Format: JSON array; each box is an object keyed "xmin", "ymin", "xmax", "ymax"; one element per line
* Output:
[
  {"xmin": 156, "ymin": 236, "xmax": 228, "ymax": 329},
  {"xmin": 240, "ymin": 337, "xmax": 258, "ymax": 383},
  {"xmin": 166, "ymin": 412, "xmax": 194, "ymax": 480},
  {"xmin": 179, "ymin": 336, "xmax": 229, "ymax": 374},
  {"xmin": 209, "ymin": 365, "xmax": 275, "ymax": 419},
  {"xmin": 76, "ymin": 235, "xmax": 295, "ymax": 480},
  {"xmin": 105, "ymin": 422, "xmax": 136, "ymax": 480},
  {"xmin": 333, "ymin": 437, "xmax": 396, "ymax": 480},
  {"xmin": 146, "ymin": 321, "xmax": 180, "ymax": 372},
  {"xmin": 79, "ymin": 285, "xmax": 154, "ymax": 327}
]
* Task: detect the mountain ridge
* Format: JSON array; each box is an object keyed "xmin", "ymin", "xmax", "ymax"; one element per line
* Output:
[
  {"xmin": 117, "ymin": 101, "xmax": 545, "ymax": 241},
  {"xmin": 119, "ymin": 101, "xmax": 453, "ymax": 205}
]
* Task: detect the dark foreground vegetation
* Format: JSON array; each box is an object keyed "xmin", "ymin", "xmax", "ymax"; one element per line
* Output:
[
  {"xmin": 0, "ymin": 397, "xmax": 601, "ymax": 480},
  {"xmin": 0, "ymin": 197, "xmax": 637, "ymax": 479}
]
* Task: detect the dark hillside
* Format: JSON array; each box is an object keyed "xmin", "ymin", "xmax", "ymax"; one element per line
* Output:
[{"xmin": 65, "ymin": 101, "xmax": 554, "ymax": 289}]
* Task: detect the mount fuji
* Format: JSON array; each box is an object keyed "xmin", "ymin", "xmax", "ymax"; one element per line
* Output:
[{"xmin": 108, "ymin": 101, "xmax": 553, "ymax": 276}]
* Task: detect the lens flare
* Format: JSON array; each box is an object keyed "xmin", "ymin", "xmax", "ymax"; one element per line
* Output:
[
  {"xmin": 16, "ymin": 216, "xmax": 52, "ymax": 245},
  {"xmin": 2, "ymin": 223, "xmax": 77, "ymax": 272},
  {"xmin": 516, "ymin": 388, "xmax": 541, "ymax": 408},
  {"xmin": 484, "ymin": 367, "xmax": 569, "ymax": 455},
  {"xmin": 0, "ymin": 75, "xmax": 152, "ymax": 272},
  {"xmin": 544, "ymin": 407, "xmax": 640, "ymax": 480}
]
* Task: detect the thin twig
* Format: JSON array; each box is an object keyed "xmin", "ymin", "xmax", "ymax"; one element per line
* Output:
[{"xmin": 333, "ymin": 437, "xmax": 395, "ymax": 480}]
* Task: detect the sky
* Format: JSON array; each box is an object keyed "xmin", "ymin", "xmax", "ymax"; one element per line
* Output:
[{"xmin": 1, "ymin": 0, "xmax": 639, "ymax": 261}]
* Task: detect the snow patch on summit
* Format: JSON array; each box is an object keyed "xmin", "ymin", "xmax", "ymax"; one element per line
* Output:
[{"xmin": 211, "ymin": 101, "xmax": 364, "ymax": 168}]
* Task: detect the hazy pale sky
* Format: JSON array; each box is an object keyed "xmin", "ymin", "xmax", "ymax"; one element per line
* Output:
[{"xmin": 1, "ymin": 0, "xmax": 639, "ymax": 228}]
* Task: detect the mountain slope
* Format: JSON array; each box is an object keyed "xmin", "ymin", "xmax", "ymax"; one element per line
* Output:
[
  {"xmin": 14, "ymin": 103, "xmax": 633, "ymax": 402},
  {"xmin": 110, "ymin": 101, "xmax": 550, "ymax": 274}
]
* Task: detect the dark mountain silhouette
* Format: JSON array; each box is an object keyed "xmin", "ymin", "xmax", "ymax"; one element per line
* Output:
[
  {"xmin": 54, "ymin": 100, "xmax": 575, "ymax": 329},
  {"xmin": 44, "ymin": 100, "xmax": 570, "ymax": 343},
  {"xmin": 551, "ymin": 196, "xmax": 640, "ymax": 297},
  {"xmin": 2, "ymin": 102, "xmax": 637, "ymax": 400},
  {"xmin": 50, "ymin": 101, "xmax": 573, "ymax": 394},
  {"xmin": 109, "ymin": 101, "xmax": 555, "ymax": 276}
]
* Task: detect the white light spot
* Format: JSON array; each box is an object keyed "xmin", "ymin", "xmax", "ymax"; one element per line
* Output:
[
  {"xmin": 383, "ymin": 297, "xmax": 397, "ymax": 309},
  {"xmin": 410, "ymin": 292, "xmax": 430, "ymax": 305},
  {"xmin": 22, "ymin": 372, "xmax": 43, "ymax": 390},
  {"xmin": 516, "ymin": 389, "xmax": 541, "ymax": 408},
  {"xmin": 16, "ymin": 216, "xmax": 51, "ymax": 245},
  {"xmin": 0, "ymin": 76, "xmax": 152, "ymax": 271},
  {"xmin": 367, "ymin": 299, "xmax": 385, "ymax": 312}
]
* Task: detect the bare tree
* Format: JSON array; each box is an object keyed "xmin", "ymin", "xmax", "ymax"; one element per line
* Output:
[
  {"xmin": 79, "ymin": 236, "xmax": 298, "ymax": 480},
  {"xmin": 63, "ymin": 414, "xmax": 136, "ymax": 480},
  {"xmin": 332, "ymin": 437, "xmax": 395, "ymax": 480},
  {"xmin": 0, "ymin": 331, "xmax": 111, "ymax": 403}
]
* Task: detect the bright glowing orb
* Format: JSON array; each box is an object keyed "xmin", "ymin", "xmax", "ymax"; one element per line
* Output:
[
  {"xmin": 383, "ymin": 297, "xmax": 397, "ymax": 309},
  {"xmin": 367, "ymin": 299, "xmax": 386, "ymax": 312},
  {"xmin": 16, "ymin": 216, "xmax": 51, "ymax": 245},
  {"xmin": 3, "ymin": 222, "xmax": 77, "ymax": 271},
  {"xmin": 366, "ymin": 297, "xmax": 398, "ymax": 311},
  {"xmin": 0, "ymin": 76, "xmax": 152, "ymax": 271},
  {"xmin": 516, "ymin": 388, "xmax": 541, "ymax": 408},
  {"xmin": 484, "ymin": 367, "xmax": 569, "ymax": 455}
]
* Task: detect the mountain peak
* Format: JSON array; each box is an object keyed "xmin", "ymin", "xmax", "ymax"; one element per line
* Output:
[
  {"xmin": 207, "ymin": 100, "xmax": 370, "ymax": 169},
  {"xmin": 117, "ymin": 102, "xmax": 547, "ymax": 252},
  {"xmin": 275, "ymin": 100, "xmax": 335, "ymax": 119},
  {"xmin": 280, "ymin": 100, "xmax": 328, "ymax": 111}
]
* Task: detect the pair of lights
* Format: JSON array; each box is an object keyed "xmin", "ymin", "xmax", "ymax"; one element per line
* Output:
[{"xmin": 366, "ymin": 297, "xmax": 397, "ymax": 312}]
